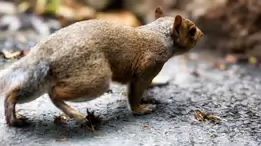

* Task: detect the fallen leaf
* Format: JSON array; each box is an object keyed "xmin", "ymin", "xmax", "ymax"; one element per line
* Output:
[
  {"xmin": 95, "ymin": 136, "xmax": 104, "ymax": 139},
  {"xmin": 195, "ymin": 110, "xmax": 206, "ymax": 121},
  {"xmin": 194, "ymin": 110, "xmax": 222, "ymax": 125},
  {"xmin": 214, "ymin": 121, "xmax": 222, "ymax": 125},
  {"xmin": 210, "ymin": 133, "xmax": 217, "ymax": 138},
  {"xmin": 225, "ymin": 54, "xmax": 238, "ymax": 64},
  {"xmin": 249, "ymin": 56, "xmax": 257, "ymax": 64},
  {"xmin": 225, "ymin": 54, "xmax": 252, "ymax": 64},
  {"xmin": 2, "ymin": 50, "xmax": 22, "ymax": 59},
  {"xmin": 55, "ymin": 138, "xmax": 69, "ymax": 142},
  {"xmin": 53, "ymin": 114, "xmax": 69, "ymax": 125},
  {"xmin": 18, "ymin": 2, "xmax": 31, "ymax": 13},
  {"xmin": 96, "ymin": 11, "xmax": 141, "ymax": 27},
  {"xmin": 219, "ymin": 64, "xmax": 226, "ymax": 70},
  {"xmin": 85, "ymin": 0, "xmax": 111, "ymax": 10},
  {"xmin": 35, "ymin": 0, "xmax": 46, "ymax": 15},
  {"xmin": 45, "ymin": 0, "xmax": 61, "ymax": 14},
  {"xmin": 83, "ymin": 109, "xmax": 102, "ymax": 132},
  {"xmin": 56, "ymin": 4, "xmax": 95, "ymax": 21},
  {"xmin": 143, "ymin": 125, "xmax": 151, "ymax": 129},
  {"xmin": 213, "ymin": 62, "xmax": 226, "ymax": 70},
  {"xmin": 120, "ymin": 92, "xmax": 127, "ymax": 96},
  {"xmin": 191, "ymin": 70, "xmax": 200, "ymax": 77}
]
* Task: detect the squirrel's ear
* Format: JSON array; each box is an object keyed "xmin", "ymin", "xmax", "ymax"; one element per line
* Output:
[
  {"xmin": 173, "ymin": 15, "xmax": 183, "ymax": 34},
  {"xmin": 155, "ymin": 7, "xmax": 164, "ymax": 19}
]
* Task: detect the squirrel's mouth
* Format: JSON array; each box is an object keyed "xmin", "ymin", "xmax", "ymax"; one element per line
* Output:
[
  {"xmin": 173, "ymin": 48, "xmax": 190, "ymax": 56},
  {"xmin": 173, "ymin": 42, "xmax": 197, "ymax": 56},
  {"xmin": 173, "ymin": 43, "xmax": 190, "ymax": 54}
]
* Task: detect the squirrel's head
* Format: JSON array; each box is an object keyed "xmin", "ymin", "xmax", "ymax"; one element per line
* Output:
[{"xmin": 155, "ymin": 7, "xmax": 204, "ymax": 55}]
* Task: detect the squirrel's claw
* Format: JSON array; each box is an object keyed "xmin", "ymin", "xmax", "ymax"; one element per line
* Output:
[
  {"xmin": 8, "ymin": 114, "xmax": 30, "ymax": 128},
  {"xmin": 132, "ymin": 104, "xmax": 156, "ymax": 115}
]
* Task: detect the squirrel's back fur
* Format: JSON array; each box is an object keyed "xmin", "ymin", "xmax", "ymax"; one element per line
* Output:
[{"xmin": 31, "ymin": 18, "xmax": 171, "ymax": 82}]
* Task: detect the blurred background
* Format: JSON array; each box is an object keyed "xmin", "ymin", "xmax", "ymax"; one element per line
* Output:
[
  {"xmin": 1, "ymin": 2, "xmax": 261, "ymax": 144},
  {"xmin": 0, "ymin": 0, "xmax": 261, "ymax": 68}
]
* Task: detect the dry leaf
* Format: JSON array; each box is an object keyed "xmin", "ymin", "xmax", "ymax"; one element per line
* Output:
[
  {"xmin": 18, "ymin": 2, "xmax": 31, "ymax": 13},
  {"xmin": 35, "ymin": 0, "xmax": 46, "ymax": 15},
  {"xmin": 95, "ymin": 136, "xmax": 105, "ymax": 139},
  {"xmin": 195, "ymin": 110, "xmax": 206, "ymax": 121},
  {"xmin": 86, "ymin": 0, "xmax": 111, "ymax": 10},
  {"xmin": 96, "ymin": 11, "xmax": 141, "ymax": 27},
  {"xmin": 45, "ymin": 0, "xmax": 60, "ymax": 14},
  {"xmin": 55, "ymin": 138, "xmax": 69, "ymax": 142},
  {"xmin": 143, "ymin": 125, "xmax": 151, "ymax": 129},
  {"xmin": 194, "ymin": 110, "xmax": 222, "ymax": 125},
  {"xmin": 83, "ymin": 109, "xmax": 102, "ymax": 131},
  {"xmin": 225, "ymin": 54, "xmax": 238, "ymax": 64},
  {"xmin": 249, "ymin": 56, "xmax": 257, "ymax": 64},
  {"xmin": 53, "ymin": 114, "xmax": 69, "ymax": 125},
  {"xmin": 210, "ymin": 133, "xmax": 217, "ymax": 138},
  {"xmin": 56, "ymin": 5, "xmax": 95, "ymax": 21},
  {"xmin": 218, "ymin": 64, "xmax": 226, "ymax": 70},
  {"xmin": 191, "ymin": 70, "xmax": 200, "ymax": 77},
  {"xmin": 120, "ymin": 92, "xmax": 127, "ymax": 96},
  {"xmin": 213, "ymin": 62, "xmax": 226, "ymax": 70},
  {"xmin": 2, "ymin": 50, "xmax": 22, "ymax": 59}
]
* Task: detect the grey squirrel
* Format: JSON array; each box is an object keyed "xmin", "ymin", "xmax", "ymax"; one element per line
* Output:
[{"xmin": 0, "ymin": 7, "xmax": 203, "ymax": 127}]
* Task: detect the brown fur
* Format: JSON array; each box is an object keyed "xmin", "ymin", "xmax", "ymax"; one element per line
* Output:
[{"xmin": 0, "ymin": 7, "xmax": 203, "ymax": 127}]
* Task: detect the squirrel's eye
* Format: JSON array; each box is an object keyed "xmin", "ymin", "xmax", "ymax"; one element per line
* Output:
[{"xmin": 189, "ymin": 28, "xmax": 196, "ymax": 37}]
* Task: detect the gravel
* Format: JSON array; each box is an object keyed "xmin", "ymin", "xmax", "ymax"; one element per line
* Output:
[{"xmin": 0, "ymin": 53, "xmax": 261, "ymax": 146}]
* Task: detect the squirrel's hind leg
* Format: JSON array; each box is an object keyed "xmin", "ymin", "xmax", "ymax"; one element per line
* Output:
[
  {"xmin": 48, "ymin": 91, "xmax": 87, "ymax": 124},
  {"xmin": 4, "ymin": 88, "xmax": 29, "ymax": 127}
]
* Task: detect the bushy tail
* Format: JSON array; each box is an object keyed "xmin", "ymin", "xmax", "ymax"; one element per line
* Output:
[
  {"xmin": 0, "ymin": 68, "xmax": 10, "ymax": 95},
  {"xmin": 0, "ymin": 61, "xmax": 51, "ymax": 97}
]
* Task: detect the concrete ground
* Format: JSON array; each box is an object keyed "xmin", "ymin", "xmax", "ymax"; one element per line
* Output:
[{"xmin": 0, "ymin": 53, "xmax": 261, "ymax": 146}]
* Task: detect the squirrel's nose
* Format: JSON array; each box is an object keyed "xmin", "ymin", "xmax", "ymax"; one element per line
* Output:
[{"xmin": 197, "ymin": 28, "xmax": 204, "ymax": 38}]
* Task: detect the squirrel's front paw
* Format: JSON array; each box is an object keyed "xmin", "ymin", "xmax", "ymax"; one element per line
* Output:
[{"xmin": 132, "ymin": 104, "xmax": 156, "ymax": 115}]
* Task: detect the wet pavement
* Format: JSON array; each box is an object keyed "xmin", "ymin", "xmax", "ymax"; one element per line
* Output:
[{"xmin": 0, "ymin": 53, "xmax": 261, "ymax": 146}]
